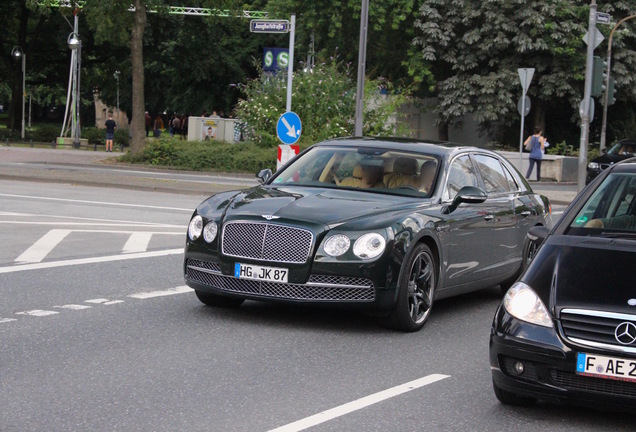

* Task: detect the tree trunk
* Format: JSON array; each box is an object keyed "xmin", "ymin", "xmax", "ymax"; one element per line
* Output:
[{"xmin": 130, "ymin": 0, "xmax": 146, "ymax": 154}]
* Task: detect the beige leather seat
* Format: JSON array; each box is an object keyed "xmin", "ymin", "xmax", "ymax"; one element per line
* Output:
[
  {"xmin": 339, "ymin": 165, "xmax": 363, "ymax": 187},
  {"xmin": 387, "ymin": 157, "xmax": 419, "ymax": 188}
]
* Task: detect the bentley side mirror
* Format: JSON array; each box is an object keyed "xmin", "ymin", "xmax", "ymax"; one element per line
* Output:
[
  {"xmin": 443, "ymin": 186, "xmax": 487, "ymax": 214},
  {"xmin": 256, "ymin": 168, "xmax": 273, "ymax": 184}
]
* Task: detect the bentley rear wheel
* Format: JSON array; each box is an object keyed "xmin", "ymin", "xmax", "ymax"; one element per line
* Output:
[
  {"xmin": 195, "ymin": 290, "xmax": 245, "ymax": 308},
  {"xmin": 383, "ymin": 243, "xmax": 436, "ymax": 332}
]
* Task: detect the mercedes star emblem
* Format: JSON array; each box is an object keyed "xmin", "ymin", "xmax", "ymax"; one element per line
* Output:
[{"xmin": 615, "ymin": 321, "xmax": 636, "ymax": 345}]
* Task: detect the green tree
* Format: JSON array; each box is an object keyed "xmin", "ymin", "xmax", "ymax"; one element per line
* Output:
[{"xmin": 412, "ymin": 0, "xmax": 636, "ymax": 144}]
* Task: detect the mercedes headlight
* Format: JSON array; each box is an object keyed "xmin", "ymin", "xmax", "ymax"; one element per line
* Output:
[
  {"xmin": 203, "ymin": 221, "xmax": 218, "ymax": 243},
  {"xmin": 324, "ymin": 234, "xmax": 350, "ymax": 257},
  {"xmin": 188, "ymin": 215, "xmax": 203, "ymax": 241},
  {"xmin": 353, "ymin": 233, "xmax": 386, "ymax": 260},
  {"xmin": 503, "ymin": 282, "xmax": 553, "ymax": 328}
]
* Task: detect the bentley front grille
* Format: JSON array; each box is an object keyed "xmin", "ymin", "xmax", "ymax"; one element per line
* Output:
[
  {"xmin": 221, "ymin": 222, "xmax": 313, "ymax": 264},
  {"xmin": 185, "ymin": 259, "xmax": 375, "ymax": 302}
]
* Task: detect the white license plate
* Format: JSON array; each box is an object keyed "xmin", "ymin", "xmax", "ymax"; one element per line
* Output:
[
  {"xmin": 234, "ymin": 263, "xmax": 288, "ymax": 283},
  {"xmin": 576, "ymin": 352, "xmax": 636, "ymax": 383}
]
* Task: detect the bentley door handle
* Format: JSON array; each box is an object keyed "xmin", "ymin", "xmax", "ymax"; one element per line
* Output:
[
  {"xmin": 520, "ymin": 210, "xmax": 532, "ymax": 217},
  {"xmin": 483, "ymin": 214, "xmax": 495, "ymax": 221}
]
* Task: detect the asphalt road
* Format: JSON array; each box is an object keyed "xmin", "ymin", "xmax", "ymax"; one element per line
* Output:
[{"xmin": 1, "ymin": 148, "xmax": 629, "ymax": 431}]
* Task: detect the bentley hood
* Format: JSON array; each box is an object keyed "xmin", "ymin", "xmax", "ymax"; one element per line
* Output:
[
  {"xmin": 207, "ymin": 185, "xmax": 422, "ymax": 228},
  {"xmin": 525, "ymin": 235, "xmax": 636, "ymax": 315}
]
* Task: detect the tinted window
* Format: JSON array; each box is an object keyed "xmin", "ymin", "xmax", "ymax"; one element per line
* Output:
[
  {"xmin": 474, "ymin": 155, "xmax": 510, "ymax": 194},
  {"xmin": 271, "ymin": 146, "xmax": 439, "ymax": 197},
  {"xmin": 444, "ymin": 155, "xmax": 479, "ymax": 201},
  {"xmin": 570, "ymin": 173, "xmax": 636, "ymax": 232}
]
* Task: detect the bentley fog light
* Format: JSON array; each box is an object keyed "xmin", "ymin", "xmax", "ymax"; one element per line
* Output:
[
  {"xmin": 188, "ymin": 215, "xmax": 203, "ymax": 241},
  {"xmin": 203, "ymin": 221, "xmax": 218, "ymax": 243},
  {"xmin": 324, "ymin": 234, "xmax": 350, "ymax": 257},
  {"xmin": 353, "ymin": 233, "xmax": 386, "ymax": 260},
  {"xmin": 503, "ymin": 283, "xmax": 553, "ymax": 328}
]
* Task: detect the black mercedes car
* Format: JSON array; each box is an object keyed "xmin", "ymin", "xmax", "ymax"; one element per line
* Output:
[
  {"xmin": 184, "ymin": 137, "xmax": 551, "ymax": 332},
  {"xmin": 491, "ymin": 158, "xmax": 636, "ymax": 409},
  {"xmin": 586, "ymin": 139, "xmax": 636, "ymax": 184}
]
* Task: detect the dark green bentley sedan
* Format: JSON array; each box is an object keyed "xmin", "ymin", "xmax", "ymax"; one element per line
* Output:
[{"xmin": 184, "ymin": 137, "xmax": 551, "ymax": 331}]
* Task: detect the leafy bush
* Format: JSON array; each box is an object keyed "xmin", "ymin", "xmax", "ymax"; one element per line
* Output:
[
  {"xmin": 29, "ymin": 124, "xmax": 60, "ymax": 142},
  {"xmin": 233, "ymin": 60, "xmax": 410, "ymax": 148}
]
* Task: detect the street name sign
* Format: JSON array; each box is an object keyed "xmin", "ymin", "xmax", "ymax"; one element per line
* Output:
[
  {"xmin": 250, "ymin": 19, "xmax": 290, "ymax": 33},
  {"xmin": 596, "ymin": 12, "xmax": 611, "ymax": 25}
]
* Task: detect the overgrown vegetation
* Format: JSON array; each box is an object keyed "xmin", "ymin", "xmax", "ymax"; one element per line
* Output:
[{"xmin": 119, "ymin": 137, "xmax": 278, "ymax": 173}]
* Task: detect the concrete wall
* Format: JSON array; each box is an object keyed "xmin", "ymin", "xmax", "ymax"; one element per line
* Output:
[{"xmin": 499, "ymin": 151, "xmax": 578, "ymax": 182}]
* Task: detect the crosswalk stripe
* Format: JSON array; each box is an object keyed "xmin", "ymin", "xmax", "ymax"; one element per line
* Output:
[
  {"xmin": 15, "ymin": 229, "xmax": 71, "ymax": 263},
  {"xmin": 123, "ymin": 232, "xmax": 153, "ymax": 253}
]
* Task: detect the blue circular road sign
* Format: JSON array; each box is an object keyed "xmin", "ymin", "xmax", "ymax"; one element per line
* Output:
[{"xmin": 277, "ymin": 111, "xmax": 302, "ymax": 145}]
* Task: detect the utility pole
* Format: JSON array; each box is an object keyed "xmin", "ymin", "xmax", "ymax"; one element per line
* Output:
[
  {"xmin": 354, "ymin": 0, "xmax": 369, "ymax": 137},
  {"xmin": 578, "ymin": 0, "xmax": 597, "ymax": 191}
]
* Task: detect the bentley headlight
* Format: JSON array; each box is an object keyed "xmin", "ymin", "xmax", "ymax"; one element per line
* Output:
[
  {"xmin": 587, "ymin": 162, "xmax": 600, "ymax": 170},
  {"xmin": 503, "ymin": 283, "xmax": 553, "ymax": 328},
  {"xmin": 353, "ymin": 233, "xmax": 386, "ymax": 260},
  {"xmin": 188, "ymin": 215, "xmax": 203, "ymax": 241},
  {"xmin": 203, "ymin": 221, "xmax": 218, "ymax": 243},
  {"xmin": 324, "ymin": 234, "xmax": 350, "ymax": 257}
]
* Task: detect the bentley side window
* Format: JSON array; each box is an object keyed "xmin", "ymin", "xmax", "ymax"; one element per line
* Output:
[
  {"xmin": 444, "ymin": 155, "xmax": 479, "ymax": 201},
  {"xmin": 474, "ymin": 155, "xmax": 510, "ymax": 194}
]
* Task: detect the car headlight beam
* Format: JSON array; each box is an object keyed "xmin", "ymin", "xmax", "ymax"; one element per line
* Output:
[
  {"xmin": 503, "ymin": 283, "xmax": 553, "ymax": 328},
  {"xmin": 353, "ymin": 233, "xmax": 386, "ymax": 260},
  {"xmin": 324, "ymin": 234, "xmax": 351, "ymax": 257},
  {"xmin": 188, "ymin": 215, "xmax": 203, "ymax": 241}
]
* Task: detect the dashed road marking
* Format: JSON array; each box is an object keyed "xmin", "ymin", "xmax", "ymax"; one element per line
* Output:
[
  {"xmin": 55, "ymin": 304, "xmax": 93, "ymax": 310},
  {"xmin": 16, "ymin": 310, "xmax": 60, "ymax": 317},
  {"xmin": 128, "ymin": 286, "xmax": 192, "ymax": 299},
  {"xmin": 2, "ymin": 285, "xmax": 193, "ymax": 324},
  {"xmin": 268, "ymin": 374, "xmax": 451, "ymax": 432}
]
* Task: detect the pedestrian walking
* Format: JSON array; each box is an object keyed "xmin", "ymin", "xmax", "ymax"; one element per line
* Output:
[
  {"xmin": 145, "ymin": 111, "xmax": 152, "ymax": 137},
  {"xmin": 524, "ymin": 126, "xmax": 545, "ymax": 181},
  {"xmin": 104, "ymin": 111, "xmax": 117, "ymax": 152}
]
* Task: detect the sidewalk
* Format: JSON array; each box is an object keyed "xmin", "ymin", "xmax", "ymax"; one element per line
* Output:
[{"xmin": 0, "ymin": 145, "xmax": 578, "ymax": 203}]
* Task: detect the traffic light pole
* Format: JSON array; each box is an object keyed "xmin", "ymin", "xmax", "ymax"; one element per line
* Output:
[{"xmin": 600, "ymin": 13, "xmax": 636, "ymax": 152}]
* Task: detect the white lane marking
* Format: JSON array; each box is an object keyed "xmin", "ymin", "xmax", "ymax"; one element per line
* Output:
[
  {"xmin": 1, "ymin": 318, "xmax": 18, "ymax": 323},
  {"xmin": 123, "ymin": 232, "xmax": 154, "ymax": 253},
  {"xmin": 0, "ymin": 248, "xmax": 183, "ymax": 275},
  {"xmin": 16, "ymin": 310, "xmax": 60, "ymax": 317},
  {"xmin": 0, "ymin": 209, "xmax": 185, "ymax": 228},
  {"xmin": 104, "ymin": 300, "xmax": 125, "ymax": 305},
  {"xmin": 0, "ymin": 193, "xmax": 193, "ymax": 212},
  {"xmin": 85, "ymin": 299, "xmax": 113, "ymax": 304},
  {"xmin": 14, "ymin": 229, "xmax": 71, "ymax": 263},
  {"xmin": 128, "ymin": 286, "xmax": 193, "ymax": 299},
  {"xmin": 0, "ymin": 221, "xmax": 184, "ymax": 229},
  {"xmin": 268, "ymin": 374, "xmax": 451, "ymax": 432},
  {"xmin": 55, "ymin": 304, "xmax": 92, "ymax": 310}
]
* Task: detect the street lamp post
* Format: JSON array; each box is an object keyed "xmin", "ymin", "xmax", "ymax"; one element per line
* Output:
[
  {"xmin": 114, "ymin": 70, "xmax": 121, "ymax": 122},
  {"xmin": 68, "ymin": 31, "xmax": 81, "ymax": 148},
  {"xmin": 11, "ymin": 46, "xmax": 25, "ymax": 139},
  {"xmin": 599, "ymin": 13, "xmax": 636, "ymax": 152}
]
